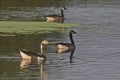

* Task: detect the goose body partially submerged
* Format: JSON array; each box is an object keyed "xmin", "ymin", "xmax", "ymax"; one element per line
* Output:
[
  {"xmin": 56, "ymin": 30, "xmax": 76, "ymax": 53},
  {"xmin": 46, "ymin": 7, "xmax": 66, "ymax": 22},
  {"xmin": 19, "ymin": 40, "xmax": 49, "ymax": 61},
  {"xmin": 19, "ymin": 49, "xmax": 45, "ymax": 61}
]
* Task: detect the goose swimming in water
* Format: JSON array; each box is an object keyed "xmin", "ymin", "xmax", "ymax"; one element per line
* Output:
[
  {"xmin": 19, "ymin": 40, "xmax": 49, "ymax": 61},
  {"xmin": 56, "ymin": 30, "xmax": 76, "ymax": 53},
  {"xmin": 46, "ymin": 7, "xmax": 66, "ymax": 22}
]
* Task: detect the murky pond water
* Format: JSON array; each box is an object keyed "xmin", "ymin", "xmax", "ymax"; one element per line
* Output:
[{"xmin": 1, "ymin": 0, "xmax": 120, "ymax": 80}]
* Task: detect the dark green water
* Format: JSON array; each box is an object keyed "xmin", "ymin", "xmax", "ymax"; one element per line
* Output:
[{"xmin": 1, "ymin": 0, "xmax": 120, "ymax": 80}]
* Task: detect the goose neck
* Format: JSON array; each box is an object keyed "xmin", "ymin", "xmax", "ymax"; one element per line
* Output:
[
  {"xmin": 40, "ymin": 44, "xmax": 44, "ymax": 55},
  {"xmin": 69, "ymin": 33, "xmax": 74, "ymax": 45},
  {"xmin": 61, "ymin": 9, "xmax": 64, "ymax": 18}
]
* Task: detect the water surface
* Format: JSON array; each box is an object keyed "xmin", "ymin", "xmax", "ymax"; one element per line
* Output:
[{"xmin": 1, "ymin": 0, "xmax": 120, "ymax": 80}]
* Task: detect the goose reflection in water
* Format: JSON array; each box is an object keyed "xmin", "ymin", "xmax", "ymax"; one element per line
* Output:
[
  {"xmin": 20, "ymin": 59, "xmax": 34, "ymax": 69},
  {"xmin": 40, "ymin": 61, "xmax": 48, "ymax": 80},
  {"xmin": 69, "ymin": 49, "xmax": 75, "ymax": 63},
  {"xmin": 20, "ymin": 60, "xmax": 48, "ymax": 80},
  {"xmin": 57, "ymin": 49, "xmax": 75, "ymax": 63}
]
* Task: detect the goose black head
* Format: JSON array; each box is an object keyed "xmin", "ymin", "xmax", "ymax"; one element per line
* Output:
[
  {"xmin": 61, "ymin": 6, "xmax": 67, "ymax": 10},
  {"xmin": 70, "ymin": 30, "xmax": 77, "ymax": 34},
  {"xmin": 41, "ymin": 40, "xmax": 49, "ymax": 46}
]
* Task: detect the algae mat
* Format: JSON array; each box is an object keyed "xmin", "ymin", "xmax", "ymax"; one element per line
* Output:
[{"xmin": 0, "ymin": 21, "xmax": 78, "ymax": 35}]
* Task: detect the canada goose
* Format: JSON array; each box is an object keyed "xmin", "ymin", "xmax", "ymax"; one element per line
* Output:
[
  {"xmin": 46, "ymin": 7, "xmax": 66, "ymax": 22},
  {"xmin": 19, "ymin": 40, "xmax": 49, "ymax": 62},
  {"xmin": 56, "ymin": 30, "xmax": 76, "ymax": 53}
]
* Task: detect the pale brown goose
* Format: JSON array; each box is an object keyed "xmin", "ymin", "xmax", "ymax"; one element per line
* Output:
[
  {"xmin": 46, "ymin": 7, "xmax": 66, "ymax": 22},
  {"xmin": 56, "ymin": 30, "xmax": 76, "ymax": 53},
  {"xmin": 19, "ymin": 40, "xmax": 49, "ymax": 61}
]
